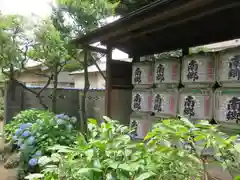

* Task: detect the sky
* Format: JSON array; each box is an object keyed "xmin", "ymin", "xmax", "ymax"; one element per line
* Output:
[{"xmin": 0, "ymin": 0, "xmax": 52, "ymax": 17}]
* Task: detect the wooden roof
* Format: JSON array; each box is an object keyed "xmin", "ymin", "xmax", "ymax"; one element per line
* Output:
[{"xmin": 73, "ymin": 0, "xmax": 240, "ymax": 56}]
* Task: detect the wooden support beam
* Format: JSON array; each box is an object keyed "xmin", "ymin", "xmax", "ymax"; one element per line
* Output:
[
  {"xmin": 84, "ymin": 45, "xmax": 107, "ymax": 54},
  {"xmin": 105, "ymin": 46, "xmax": 112, "ymax": 117},
  {"xmin": 182, "ymin": 47, "xmax": 189, "ymax": 55}
]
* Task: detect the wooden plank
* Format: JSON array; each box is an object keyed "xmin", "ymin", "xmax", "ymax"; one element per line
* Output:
[{"xmin": 105, "ymin": 46, "xmax": 112, "ymax": 117}]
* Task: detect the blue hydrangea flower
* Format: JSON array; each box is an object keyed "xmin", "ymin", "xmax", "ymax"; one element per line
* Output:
[
  {"xmin": 27, "ymin": 136, "xmax": 35, "ymax": 145},
  {"xmin": 56, "ymin": 114, "xmax": 64, "ymax": 119},
  {"xmin": 20, "ymin": 124, "xmax": 28, "ymax": 130},
  {"xmin": 66, "ymin": 124, "xmax": 73, "ymax": 130},
  {"xmin": 22, "ymin": 130, "xmax": 31, "ymax": 137},
  {"xmin": 29, "ymin": 158, "xmax": 38, "ymax": 167},
  {"xmin": 15, "ymin": 129, "xmax": 22, "ymax": 136},
  {"xmin": 34, "ymin": 151, "xmax": 42, "ymax": 156},
  {"xmin": 71, "ymin": 117, "xmax": 77, "ymax": 124},
  {"xmin": 57, "ymin": 119, "xmax": 65, "ymax": 125}
]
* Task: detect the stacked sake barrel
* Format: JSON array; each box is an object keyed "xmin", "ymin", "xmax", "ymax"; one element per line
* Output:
[
  {"xmin": 152, "ymin": 58, "xmax": 180, "ymax": 118},
  {"xmin": 179, "ymin": 53, "xmax": 215, "ymax": 121},
  {"xmin": 130, "ymin": 57, "xmax": 180, "ymax": 139},
  {"xmin": 130, "ymin": 61, "xmax": 154, "ymax": 139},
  {"xmin": 215, "ymin": 47, "xmax": 240, "ymax": 133}
]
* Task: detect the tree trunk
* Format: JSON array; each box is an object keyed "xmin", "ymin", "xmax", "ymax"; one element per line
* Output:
[
  {"xmin": 79, "ymin": 49, "xmax": 90, "ymax": 134},
  {"xmin": 51, "ymin": 67, "xmax": 58, "ymax": 113}
]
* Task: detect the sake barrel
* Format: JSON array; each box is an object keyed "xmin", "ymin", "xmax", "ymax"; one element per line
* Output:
[
  {"xmin": 151, "ymin": 88, "xmax": 178, "ymax": 118},
  {"xmin": 214, "ymin": 88, "xmax": 240, "ymax": 132},
  {"xmin": 217, "ymin": 47, "xmax": 240, "ymax": 87},
  {"xmin": 154, "ymin": 57, "xmax": 180, "ymax": 88},
  {"xmin": 131, "ymin": 88, "xmax": 152, "ymax": 113},
  {"xmin": 130, "ymin": 113, "xmax": 153, "ymax": 139},
  {"xmin": 179, "ymin": 88, "xmax": 213, "ymax": 121},
  {"xmin": 132, "ymin": 62, "xmax": 153, "ymax": 88},
  {"xmin": 181, "ymin": 53, "xmax": 215, "ymax": 88}
]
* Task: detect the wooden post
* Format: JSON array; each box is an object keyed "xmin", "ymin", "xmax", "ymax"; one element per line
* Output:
[
  {"xmin": 105, "ymin": 46, "xmax": 112, "ymax": 117},
  {"xmin": 182, "ymin": 47, "xmax": 189, "ymax": 56}
]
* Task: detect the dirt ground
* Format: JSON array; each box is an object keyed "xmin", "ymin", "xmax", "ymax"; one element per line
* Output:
[
  {"xmin": 0, "ymin": 161, "xmax": 17, "ymax": 180},
  {"xmin": 0, "ymin": 121, "xmax": 17, "ymax": 180}
]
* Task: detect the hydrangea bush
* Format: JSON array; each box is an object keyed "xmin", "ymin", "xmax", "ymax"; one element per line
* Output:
[
  {"xmin": 4, "ymin": 109, "xmax": 54, "ymax": 142},
  {"xmin": 5, "ymin": 109, "xmax": 79, "ymax": 179}
]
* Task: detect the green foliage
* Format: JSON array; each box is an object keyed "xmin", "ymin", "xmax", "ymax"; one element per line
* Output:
[
  {"xmin": 0, "ymin": 13, "xmax": 27, "ymax": 72},
  {"xmin": 55, "ymin": 0, "xmax": 119, "ymax": 35},
  {"xmin": 28, "ymin": 20, "xmax": 70, "ymax": 69},
  {"xmin": 5, "ymin": 110, "xmax": 79, "ymax": 179},
  {"xmin": 26, "ymin": 117, "xmax": 240, "ymax": 180},
  {"xmin": 4, "ymin": 109, "xmax": 54, "ymax": 142}
]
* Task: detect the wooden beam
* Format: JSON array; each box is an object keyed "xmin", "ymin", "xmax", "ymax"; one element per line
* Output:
[
  {"xmin": 182, "ymin": 48, "xmax": 189, "ymax": 55},
  {"xmin": 84, "ymin": 45, "xmax": 107, "ymax": 54},
  {"xmin": 105, "ymin": 46, "xmax": 112, "ymax": 117},
  {"xmin": 114, "ymin": 1, "xmax": 240, "ymax": 44}
]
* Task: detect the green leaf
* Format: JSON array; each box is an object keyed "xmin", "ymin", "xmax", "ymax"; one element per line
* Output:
[
  {"xmin": 88, "ymin": 118, "xmax": 97, "ymax": 124},
  {"xmin": 135, "ymin": 172, "xmax": 156, "ymax": 180},
  {"xmin": 24, "ymin": 173, "xmax": 44, "ymax": 180},
  {"xmin": 118, "ymin": 163, "xmax": 134, "ymax": 171},
  {"xmin": 77, "ymin": 168, "xmax": 102, "ymax": 174},
  {"xmin": 103, "ymin": 116, "xmax": 111, "ymax": 122},
  {"xmin": 85, "ymin": 149, "xmax": 94, "ymax": 161},
  {"xmin": 38, "ymin": 156, "xmax": 52, "ymax": 166},
  {"xmin": 234, "ymin": 176, "xmax": 240, "ymax": 180}
]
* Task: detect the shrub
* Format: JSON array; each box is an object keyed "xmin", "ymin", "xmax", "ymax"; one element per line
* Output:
[
  {"xmin": 4, "ymin": 109, "xmax": 79, "ymax": 179},
  {"xmin": 4, "ymin": 109, "xmax": 54, "ymax": 142},
  {"xmin": 26, "ymin": 116, "xmax": 240, "ymax": 180}
]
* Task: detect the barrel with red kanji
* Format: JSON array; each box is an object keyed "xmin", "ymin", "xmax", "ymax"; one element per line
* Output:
[
  {"xmin": 154, "ymin": 57, "xmax": 180, "ymax": 88},
  {"xmin": 214, "ymin": 88, "xmax": 240, "ymax": 133},
  {"xmin": 132, "ymin": 62, "xmax": 153, "ymax": 88},
  {"xmin": 178, "ymin": 88, "xmax": 213, "ymax": 121},
  {"xmin": 217, "ymin": 47, "xmax": 240, "ymax": 87},
  {"xmin": 131, "ymin": 88, "xmax": 152, "ymax": 113},
  {"xmin": 151, "ymin": 88, "xmax": 178, "ymax": 118},
  {"xmin": 181, "ymin": 53, "xmax": 216, "ymax": 88}
]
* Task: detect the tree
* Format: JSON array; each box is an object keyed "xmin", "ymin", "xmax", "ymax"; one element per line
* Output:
[
  {"xmin": 28, "ymin": 20, "xmax": 70, "ymax": 113},
  {"xmin": 0, "ymin": 13, "xmax": 51, "ymax": 109},
  {"xmin": 49, "ymin": 0, "xmax": 118, "ymax": 133}
]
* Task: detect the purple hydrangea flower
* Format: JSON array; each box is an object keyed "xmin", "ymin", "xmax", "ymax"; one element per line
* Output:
[
  {"xmin": 29, "ymin": 158, "xmax": 38, "ymax": 166},
  {"xmin": 22, "ymin": 130, "xmax": 31, "ymax": 137},
  {"xmin": 20, "ymin": 124, "xmax": 28, "ymax": 130},
  {"xmin": 15, "ymin": 129, "xmax": 22, "ymax": 136},
  {"xmin": 35, "ymin": 151, "xmax": 42, "ymax": 156},
  {"xmin": 27, "ymin": 136, "xmax": 35, "ymax": 145},
  {"xmin": 56, "ymin": 114, "xmax": 64, "ymax": 119}
]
